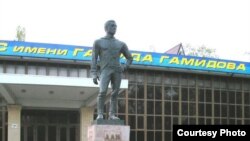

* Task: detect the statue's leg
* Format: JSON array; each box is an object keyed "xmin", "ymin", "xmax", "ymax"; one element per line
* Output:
[
  {"xmin": 109, "ymin": 71, "xmax": 122, "ymax": 120},
  {"xmin": 96, "ymin": 69, "xmax": 111, "ymax": 120}
]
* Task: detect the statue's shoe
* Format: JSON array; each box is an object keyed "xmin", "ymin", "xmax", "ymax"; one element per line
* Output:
[
  {"xmin": 96, "ymin": 114, "xmax": 104, "ymax": 120},
  {"xmin": 108, "ymin": 115, "xmax": 120, "ymax": 120}
]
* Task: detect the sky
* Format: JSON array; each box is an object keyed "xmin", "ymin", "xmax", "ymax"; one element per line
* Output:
[{"xmin": 0, "ymin": 0, "xmax": 250, "ymax": 62}]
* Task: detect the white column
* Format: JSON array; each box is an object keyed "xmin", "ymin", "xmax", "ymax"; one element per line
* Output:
[
  {"xmin": 7, "ymin": 105, "xmax": 22, "ymax": 141},
  {"xmin": 80, "ymin": 107, "xmax": 94, "ymax": 141}
]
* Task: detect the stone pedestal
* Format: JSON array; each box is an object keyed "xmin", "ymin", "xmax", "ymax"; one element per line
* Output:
[
  {"xmin": 88, "ymin": 120, "xmax": 130, "ymax": 141},
  {"xmin": 92, "ymin": 119, "xmax": 125, "ymax": 125}
]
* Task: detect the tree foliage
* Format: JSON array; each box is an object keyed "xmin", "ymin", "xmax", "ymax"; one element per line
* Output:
[
  {"xmin": 184, "ymin": 44, "xmax": 218, "ymax": 58},
  {"xmin": 16, "ymin": 25, "xmax": 26, "ymax": 41}
]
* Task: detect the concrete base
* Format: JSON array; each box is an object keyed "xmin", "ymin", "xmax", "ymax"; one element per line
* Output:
[
  {"xmin": 92, "ymin": 119, "xmax": 125, "ymax": 125},
  {"xmin": 88, "ymin": 124, "xmax": 130, "ymax": 141}
]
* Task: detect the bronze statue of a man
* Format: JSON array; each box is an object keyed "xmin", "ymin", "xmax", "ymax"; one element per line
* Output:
[{"xmin": 91, "ymin": 20, "xmax": 133, "ymax": 120}]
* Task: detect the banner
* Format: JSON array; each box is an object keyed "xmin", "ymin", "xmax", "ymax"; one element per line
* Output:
[{"xmin": 0, "ymin": 40, "xmax": 249, "ymax": 75}]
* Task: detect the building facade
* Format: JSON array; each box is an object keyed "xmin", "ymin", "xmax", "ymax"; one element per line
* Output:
[{"xmin": 0, "ymin": 40, "xmax": 250, "ymax": 141}]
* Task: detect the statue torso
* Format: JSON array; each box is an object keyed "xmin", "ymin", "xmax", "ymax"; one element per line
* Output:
[{"xmin": 95, "ymin": 37, "xmax": 125, "ymax": 70}]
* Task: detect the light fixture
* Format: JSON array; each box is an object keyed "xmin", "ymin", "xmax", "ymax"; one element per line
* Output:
[{"xmin": 49, "ymin": 90, "xmax": 54, "ymax": 95}]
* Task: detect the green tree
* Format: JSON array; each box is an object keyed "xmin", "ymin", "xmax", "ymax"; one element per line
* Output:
[
  {"xmin": 16, "ymin": 25, "xmax": 26, "ymax": 41},
  {"xmin": 184, "ymin": 44, "xmax": 218, "ymax": 58}
]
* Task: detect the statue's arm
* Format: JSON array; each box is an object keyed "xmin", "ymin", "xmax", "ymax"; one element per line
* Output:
[
  {"xmin": 122, "ymin": 44, "xmax": 133, "ymax": 69},
  {"xmin": 91, "ymin": 41, "xmax": 99, "ymax": 78}
]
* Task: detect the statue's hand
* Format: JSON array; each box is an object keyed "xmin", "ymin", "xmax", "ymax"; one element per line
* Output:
[{"xmin": 93, "ymin": 76, "xmax": 99, "ymax": 85}]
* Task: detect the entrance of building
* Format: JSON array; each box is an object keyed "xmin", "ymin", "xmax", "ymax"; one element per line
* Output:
[{"xmin": 21, "ymin": 110, "xmax": 80, "ymax": 141}]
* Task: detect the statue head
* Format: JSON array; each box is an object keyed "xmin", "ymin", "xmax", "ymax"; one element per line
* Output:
[{"xmin": 104, "ymin": 20, "xmax": 117, "ymax": 35}]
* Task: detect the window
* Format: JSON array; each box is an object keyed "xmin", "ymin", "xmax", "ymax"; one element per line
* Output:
[
  {"xmin": 236, "ymin": 91, "xmax": 242, "ymax": 104},
  {"xmin": 206, "ymin": 104, "xmax": 212, "ymax": 117},
  {"xmin": 221, "ymin": 91, "xmax": 228, "ymax": 104},
  {"xmin": 181, "ymin": 88, "xmax": 188, "ymax": 101},
  {"xmin": 214, "ymin": 90, "xmax": 220, "ymax": 103},
  {"xmin": 147, "ymin": 72, "xmax": 154, "ymax": 84},
  {"xmin": 155, "ymin": 86, "xmax": 162, "ymax": 100},
  {"xmin": 214, "ymin": 104, "xmax": 220, "ymax": 117},
  {"xmin": 147, "ymin": 116, "xmax": 154, "ymax": 129},
  {"xmin": 137, "ymin": 116, "xmax": 144, "ymax": 129},
  {"xmin": 172, "ymin": 74, "xmax": 179, "ymax": 85},
  {"xmin": 128, "ymin": 84, "xmax": 136, "ymax": 98},
  {"xmin": 16, "ymin": 65, "xmax": 25, "ymax": 74},
  {"xmin": 188, "ymin": 75, "xmax": 196, "ymax": 86},
  {"xmin": 137, "ymin": 131, "xmax": 144, "ymax": 141},
  {"xmin": 0, "ymin": 63, "xmax": 3, "ymax": 73},
  {"xmin": 118, "ymin": 99, "xmax": 126, "ymax": 113},
  {"xmin": 205, "ymin": 89, "xmax": 212, "ymax": 103},
  {"xmin": 229, "ymin": 91, "xmax": 236, "ymax": 104},
  {"xmin": 245, "ymin": 106, "xmax": 250, "ymax": 118},
  {"xmin": 128, "ymin": 70, "xmax": 136, "ymax": 82},
  {"xmin": 155, "ymin": 101, "xmax": 162, "ymax": 115},
  {"xmin": 147, "ymin": 86, "xmax": 154, "ymax": 100},
  {"xmin": 147, "ymin": 101, "xmax": 154, "ymax": 114},
  {"xmin": 164, "ymin": 116, "xmax": 171, "ymax": 130},
  {"xmin": 79, "ymin": 68, "xmax": 87, "ymax": 77},
  {"xmin": 28, "ymin": 65, "xmax": 37, "ymax": 75},
  {"xmin": 181, "ymin": 75, "xmax": 188, "ymax": 86},
  {"xmin": 69, "ymin": 67, "xmax": 78, "ymax": 77},
  {"xmin": 221, "ymin": 105, "xmax": 228, "ymax": 117},
  {"xmin": 37, "ymin": 65, "xmax": 47, "ymax": 75},
  {"xmin": 136, "ymin": 71, "xmax": 144, "ymax": 83},
  {"xmin": 48, "ymin": 66, "xmax": 57, "ymax": 76},
  {"xmin": 164, "ymin": 101, "xmax": 171, "ymax": 115},
  {"xmin": 198, "ymin": 103, "xmax": 205, "ymax": 116},
  {"xmin": 172, "ymin": 102, "xmax": 179, "ymax": 115},
  {"xmin": 58, "ymin": 66, "xmax": 68, "ymax": 76},
  {"xmin": 189, "ymin": 103, "xmax": 196, "ymax": 116},
  {"xmin": 128, "ymin": 116, "xmax": 136, "ymax": 129},
  {"xmin": 128, "ymin": 100, "xmax": 136, "ymax": 114},
  {"xmin": 236, "ymin": 106, "xmax": 242, "ymax": 118},
  {"xmin": 6, "ymin": 64, "xmax": 15, "ymax": 74},
  {"xmin": 182, "ymin": 102, "xmax": 188, "ymax": 115},
  {"xmin": 198, "ymin": 89, "xmax": 205, "ymax": 102},
  {"xmin": 245, "ymin": 92, "xmax": 250, "ymax": 105},
  {"xmin": 164, "ymin": 74, "xmax": 171, "ymax": 85},
  {"xmin": 155, "ymin": 73, "xmax": 162, "ymax": 84},
  {"xmin": 204, "ymin": 77, "xmax": 211, "ymax": 88},
  {"xmin": 137, "ymin": 100, "xmax": 144, "ymax": 114},
  {"xmin": 155, "ymin": 116, "xmax": 162, "ymax": 129},
  {"xmin": 189, "ymin": 88, "xmax": 196, "ymax": 102},
  {"xmin": 137, "ymin": 85, "xmax": 144, "ymax": 99}
]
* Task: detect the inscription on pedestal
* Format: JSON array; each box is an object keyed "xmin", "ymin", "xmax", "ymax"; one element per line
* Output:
[
  {"xmin": 88, "ymin": 124, "xmax": 130, "ymax": 141},
  {"xmin": 104, "ymin": 129, "xmax": 121, "ymax": 141}
]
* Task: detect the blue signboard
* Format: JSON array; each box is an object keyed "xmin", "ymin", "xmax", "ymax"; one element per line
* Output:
[{"xmin": 0, "ymin": 40, "xmax": 249, "ymax": 75}]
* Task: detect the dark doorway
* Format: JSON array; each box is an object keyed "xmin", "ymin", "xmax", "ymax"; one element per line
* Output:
[
  {"xmin": 0, "ymin": 97, "xmax": 7, "ymax": 141},
  {"xmin": 21, "ymin": 110, "xmax": 80, "ymax": 141}
]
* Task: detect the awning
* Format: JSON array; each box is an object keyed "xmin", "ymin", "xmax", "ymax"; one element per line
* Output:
[{"xmin": 0, "ymin": 74, "xmax": 128, "ymax": 109}]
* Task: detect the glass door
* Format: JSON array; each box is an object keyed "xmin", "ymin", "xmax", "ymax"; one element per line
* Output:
[{"xmin": 21, "ymin": 110, "xmax": 80, "ymax": 141}]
